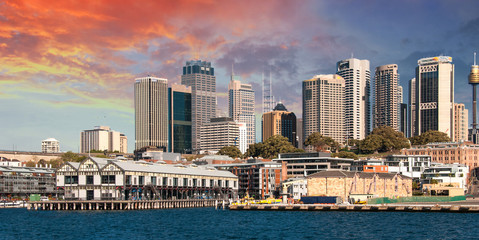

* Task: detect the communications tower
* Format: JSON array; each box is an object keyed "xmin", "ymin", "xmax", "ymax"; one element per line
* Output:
[{"xmin": 470, "ymin": 52, "xmax": 479, "ymax": 143}]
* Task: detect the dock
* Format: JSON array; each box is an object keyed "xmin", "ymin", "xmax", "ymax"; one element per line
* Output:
[
  {"xmin": 229, "ymin": 204, "xmax": 479, "ymax": 213},
  {"xmin": 27, "ymin": 199, "xmax": 218, "ymax": 211}
]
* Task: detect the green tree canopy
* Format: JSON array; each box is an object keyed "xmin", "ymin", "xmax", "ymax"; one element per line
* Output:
[
  {"xmin": 331, "ymin": 151, "xmax": 359, "ymax": 160},
  {"xmin": 361, "ymin": 126, "xmax": 410, "ymax": 153},
  {"xmin": 244, "ymin": 135, "xmax": 303, "ymax": 159},
  {"xmin": 409, "ymin": 130, "xmax": 451, "ymax": 145},
  {"xmin": 304, "ymin": 132, "xmax": 340, "ymax": 152},
  {"xmin": 60, "ymin": 151, "xmax": 87, "ymax": 162},
  {"xmin": 217, "ymin": 145, "xmax": 243, "ymax": 159}
]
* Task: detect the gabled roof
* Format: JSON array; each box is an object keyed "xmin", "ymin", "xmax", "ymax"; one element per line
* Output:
[{"xmin": 103, "ymin": 160, "xmax": 238, "ymax": 178}]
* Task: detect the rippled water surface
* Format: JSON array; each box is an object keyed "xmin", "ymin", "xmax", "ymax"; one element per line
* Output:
[{"xmin": 1, "ymin": 207, "xmax": 478, "ymax": 239}]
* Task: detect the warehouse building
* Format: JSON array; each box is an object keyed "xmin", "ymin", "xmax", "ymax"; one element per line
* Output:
[{"xmin": 56, "ymin": 157, "xmax": 238, "ymax": 201}]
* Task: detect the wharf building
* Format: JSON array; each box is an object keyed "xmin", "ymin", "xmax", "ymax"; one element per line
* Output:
[
  {"xmin": 302, "ymin": 74, "xmax": 345, "ymax": 144},
  {"xmin": 181, "ymin": 60, "xmax": 216, "ymax": 153},
  {"xmin": 135, "ymin": 76, "xmax": 168, "ymax": 151},
  {"xmin": 374, "ymin": 64, "xmax": 401, "ymax": 131},
  {"xmin": 199, "ymin": 117, "xmax": 245, "ymax": 154},
  {"xmin": 412, "ymin": 56, "xmax": 454, "ymax": 139},
  {"xmin": 282, "ymin": 177, "xmax": 307, "ymax": 200},
  {"xmin": 213, "ymin": 160, "xmax": 282, "ymax": 199},
  {"xmin": 41, "ymin": 138, "xmax": 60, "ymax": 153},
  {"xmin": 168, "ymin": 84, "xmax": 192, "ymax": 154},
  {"xmin": 56, "ymin": 157, "xmax": 238, "ymax": 201},
  {"xmin": 228, "ymin": 74, "xmax": 255, "ymax": 147},
  {"xmin": 274, "ymin": 152, "xmax": 359, "ymax": 180},
  {"xmin": 307, "ymin": 171, "xmax": 412, "ymax": 201},
  {"xmin": 80, "ymin": 126, "xmax": 127, "ymax": 153},
  {"xmin": 262, "ymin": 102, "xmax": 297, "ymax": 147},
  {"xmin": 0, "ymin": 165, "xmax": 58, "ymax": 199},
  {"xmin": 454, "ymin": 103, "xmax": 469, "ymax": 142},
  {"xmin": 336, "ymin": 58, "xmax": 371, "ymax": 140}
]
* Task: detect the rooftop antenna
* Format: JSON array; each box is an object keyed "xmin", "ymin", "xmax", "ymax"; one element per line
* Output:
[
  {"xmin": 475, "ymin": 52, "xmax": 477, "ymax": 66},
  {"xmin": 351, "ymin": 52, "xmax": 354, "ymax": 59}
]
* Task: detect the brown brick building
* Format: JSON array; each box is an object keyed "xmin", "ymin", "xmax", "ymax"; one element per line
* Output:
[
  {"xmin": 307, "ymin": 171, "xmax": 412, "ymax": 201},
  {"xmin": 401, "ymin": 142, "xmax": 479, "ymax": 170}
]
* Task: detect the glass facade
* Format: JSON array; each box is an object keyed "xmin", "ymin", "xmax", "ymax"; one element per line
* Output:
[{"xmin": 168, "ymin": 88, "xmax": 192, "ymax": 153}]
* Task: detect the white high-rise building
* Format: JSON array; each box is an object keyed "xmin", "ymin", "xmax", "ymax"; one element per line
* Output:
[
  {"xmin": 238, "ymin": 122, "xmax": 247, "ymax": 154},
  {"xmin": 134, "ymin": 77, "xmax": 168, "ymax": 150},
  {"xmin": 303, "ymin": 74, "xmax": 345, "ymax": 144},
  {"xmin": 228, "ymin": 74, "xmax": 255, "ymax": 146},
  {"xmin": 81, "ymin": 126, "xmax": 127, "ymax": 153},
  {"xmin": 374, "ymin": 64, "xmax": 400, "ymax": 131},
  {"xmin": 181, "ymin": 60, "xmax": 216, "ymax": 153},
  {"xmin": 41, "ymin": 138, "xmax": 59, "ymax": 153},
  {"xmin": 199, "ymin": 117, "xmax": 240, "ymax": 154},
  {"xmin": 336, "ymin": 58, "xmax": 371, "ymax": 139},
  {"xmin": 414, "ymin": 56, "xmax": 454, "ymax": 138},
  {"xmin": 409, "ymin": 78, "xmax": 416, "ymax": 138}
]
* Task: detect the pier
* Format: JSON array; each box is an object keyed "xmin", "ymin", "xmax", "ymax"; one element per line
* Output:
[
  {"xmin": 27, "ymin": 199, "xmax": 217, "ymax": 211},
  {"xmin": 229, "ymin": 204, "xmax": 479, "ymax": 213}
]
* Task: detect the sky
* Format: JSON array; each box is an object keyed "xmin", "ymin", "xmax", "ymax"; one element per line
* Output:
[{"xmin": 1, "ymin": 0, "xmax": 479, "ymax": 153}]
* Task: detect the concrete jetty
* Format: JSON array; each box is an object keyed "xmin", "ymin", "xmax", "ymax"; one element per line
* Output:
[
  {"xmin": 229, "ymin": 204, "xmax": 479, "ymax": 213},
  {"xmin": 27, "ymin": 199, "xmax": 217, "ymax": 211}
]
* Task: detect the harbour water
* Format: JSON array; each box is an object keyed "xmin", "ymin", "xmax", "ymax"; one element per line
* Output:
[{"xmin": 1, "ymin": 207, "xmax": 478, "ymax": 239}]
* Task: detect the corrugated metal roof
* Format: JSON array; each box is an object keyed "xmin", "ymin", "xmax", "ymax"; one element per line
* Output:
[
  {"xmin": 91, "ymin": 158, "xmax": 237, "ymax": 178},
  {"xmin": 0, "ymin": 166, "xmax": 55, "ymax": 174}
]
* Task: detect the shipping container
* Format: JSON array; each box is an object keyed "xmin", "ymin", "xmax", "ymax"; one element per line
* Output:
[{"xmin": 300, "ymin": 196, "xmax": 341, "ymax": 204}]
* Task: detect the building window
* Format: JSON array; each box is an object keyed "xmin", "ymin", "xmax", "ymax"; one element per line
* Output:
[
  {"xmin": 101, "ymin": 175, "xmax": 115, "ymax": 184},
  {"xmin": 218, "ymin": 180, "xmax": 222, "ymax": 187},
  {"xmin": 126, "ymin": 175, "xmax": 132, "ymax": 185},
  {"xmin": 163, "ymin": 177, "xmax": 168, "ymax": 186},
  {"xmin": 183, "ymin": 178, "xmax": 188, "ymax": 187},
  {"xmin": 86, "ymin": 175, "xmax": 94, "ymax": 185},
  {"xmin": 151, "ymin": 176, "xmax": 157, "ymax": 186},
  {"xmin": 193, "ymin": 179, "xmax": 197, "ymax": 187},
  {"xmin": 139, "ymin": 176, "xmax": 144, "ymax": 185},
  {"xmin": 65, "ymin": 176, "xmax": 78, "ymax": 184},
  {"xmin": 225, "ymin": 180, "xmax": 229, "ymax": 188},
  {"xmin": 173, "ymin": 178, "xmax": 178, "ymax": 186},
  {"xmin": 210, "ymin": 179, "xmax": 214, "ymax": 187},
  {"xmin": 202, "ymin": 179, "xmax": 206, "ymax": 187}
]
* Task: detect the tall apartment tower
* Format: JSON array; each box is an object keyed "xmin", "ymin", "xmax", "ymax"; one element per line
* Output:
[
  {"xmin": 168, "ymin": 84, "xmax": 192, "ymax": 154},
  {"xmin": 336, "ymin": 58, "xmax": 371, "ymax": 139},
  {"xmin": 134, "ymin": 77, "xmax": 168, "ymax": 151},
  {"xmin": 374, "ymin": 64, "xmax": 400, "ymax": 131},
  {"xmin": 199, "ymin": 117, "xmax": 241, "ymax": 154},
  {"xmin": 262, "ymin": 102, "xmax": 297, "ymax": 147},
  {"xmin": 303, "ymin": 74, "xmax": 345, "ymax": 144},
  {"xmin": 181, "ymin": 60, "xmax": 216, "ymax": 153},
  {"xmin": 228, "ymin": 74, "xmax": 255, "ymax": 146},
  {"xmin": 409, "ymin": 78, "xmax": 416, "ymax": 138},
  {"xmin": 414, "ymin": 56, "xmax": 454, "ymax": 139},
  {"xmin": 81, "ymin": 126, "xmax": 127, "ymax": 153},
  {"xmin": 454, "ymin": 103, "xmax": 469, "ymax": 142}
]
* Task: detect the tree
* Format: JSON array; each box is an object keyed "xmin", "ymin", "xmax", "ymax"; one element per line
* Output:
[
  {"xmin": 24, "ymin": 160, "xmax": 36, "ymax": 167},
  {"xmin": 409, "ymin": 130, "xmax": 451, "ymax": 145},
  {"xmin": 331, "ymin": 151, "xmax": 359, "ymax": 160},
  {"xmin": 60, "ymin": 151, "xmax": 87, "ymax": 162},
  {"xmin": 217, "ymin": 146, "xmax": 243, "ymax": 159},
  {"xmin": 261, "ymin": 135, "xmax": 303, "ymax": 159},
  {"xmin": 244, "ymin": 142, "xmax": 264, "ymax": 158},
  {"xmin": 360, "ymin": 134, "xmax": 384, "ymax": 154},
  {"xmin": 244, "ymin": 136, "xmax": 303, "ymax": 159},
  {"xmin": 369, "ymin": 126, "xmax": 410, "ymax": 152},
  {"xmin": 49, "ymin": 159, "xmax": 64, "ymax": 168},
  {"xmin": 304, "ymin": 132, "xmax": 340, "ymax": 152}
]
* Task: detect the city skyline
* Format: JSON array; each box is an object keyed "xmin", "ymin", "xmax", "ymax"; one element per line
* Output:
[{"xmin": 1, "ymin": 0, "xmax": 479, "ymax": 152}]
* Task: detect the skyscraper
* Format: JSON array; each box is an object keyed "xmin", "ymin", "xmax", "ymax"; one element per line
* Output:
[
  {"xmin": 199, "ymin": 117, "xmax": 240, "ymax": 154},
  {"xmin": 374, "ymin": 64, "xmax": 400, "ymax": 131},
  {"xmin": 454, "ymin": 103, "xmax": 468, "ymax": 142},
  {"xmin": 228, "ymin": 74, "xmax": 255, "ymax": 146},
  {"xmin": 134, "ymin": 77, "xmax": 168, "ymax": 150},
  {"xmin": 262, "ymin": 102, "xmax": 297, "ymax": 147},
  {"xmin": 168, "ymin": 84, "xmax": 192, "ymax": 154},
  {"xmin": 414, "ymin": 56, "xmax": 454, "ymax": 138},
  {"xmin": 336, "ymin": 58, "xmax": 371, "ymax": 139},
  {"xmin": 409, "ymin": 78, "xmax": 416, "ymax": 138},
  {"xmin": 303, "ymin": 74, "xmax": 345, "ymax": 144},
  {"xmin": 181, "ymin": 60, "xmax": 216, "ymax": 153}
]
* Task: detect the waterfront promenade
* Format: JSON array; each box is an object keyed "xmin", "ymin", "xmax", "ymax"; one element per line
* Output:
[
  {"xmin": 27, "ymin": 199, "xmax": 219, "ymax": 211},
  {"xmin": 229, "ymin": 199, "xmax": 479, "ymax": 213}
]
